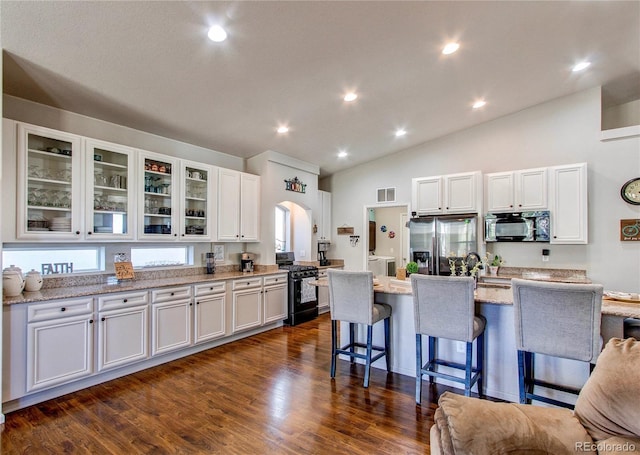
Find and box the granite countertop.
[3,267,288,305]
[310,276,640,319]
[479,266,591,284]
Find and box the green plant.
[488,254,503,267]
[406,261,419,274]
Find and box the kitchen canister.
[24,269,44,292]
[3,266,25,296]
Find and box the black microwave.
[485,211,550,242]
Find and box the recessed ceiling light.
[442,43,460,55]
[337,150,348,158]
[207,25,227,42]
[344,92,358,102]
[472,100,486,109]
[572,61,591,72]
[276,126,289,134]
[395,128,407,137]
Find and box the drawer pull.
[170,292,175,296]
[123,299,128,303]
[210,287,214,290]
[60,307,66,312]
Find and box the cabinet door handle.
[89,319,94,324]
[60,307,66,312]
[189,303,193,306]
[75,231,80,235]
[101,317,106,322]
[196,301,200,305]
[88,231,92,235]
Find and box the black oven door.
[287,275,318,325]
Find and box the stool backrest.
[328,269,375,325]
[411,274,476,342]
[512,279,603,362]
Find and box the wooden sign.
[620,219,640,241]
[337,226,354,235]
[114,261,135,280]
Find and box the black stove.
[276,252,319,325]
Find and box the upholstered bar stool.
[327,269,392,388]
[624,318,640,341]
[512,278,603,409]
[410,274,485,404]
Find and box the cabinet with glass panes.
[180,161,215,241]
[139,152,179,240]
[86,139,136,240]
[17,123,83,240]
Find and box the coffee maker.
[241,252,255,273]
[318,241,330,266]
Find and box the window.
[275,205,290,252]
[131,246,192,268]
[3,247,105,274]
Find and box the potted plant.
[406,261,419,276]
[484,253,503,276]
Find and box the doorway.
[363,204,410,275]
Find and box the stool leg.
[517,350,527,404]
[384,317,391,373]
[331,320,338,378]
[525,352,534,403]
[476,332,485,397]
[428,336,436,384]
[464,341,473,397]
[349,323,356,364]
[364,325,373,388]
[416,334,423,404]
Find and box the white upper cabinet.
[412,171,481,215]
[317,190,332,242]
[138,151,180,240]
[217,169,260,242]
[486,168,547,213]
[549,163,588,244]
[16,123,83,240]
[179,160,216,241]
[85,139,137,240]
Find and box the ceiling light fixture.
[207,25,227,42]
[344,92,358,102]
[395,128,407,137]
[472,100,486,109]
[276,126,289,134]
[572,61,591,72]
[337,150,348,158]
[442,43,460,55]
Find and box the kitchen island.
[314,275,640,403]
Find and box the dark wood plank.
[1,313,460,454]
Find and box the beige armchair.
[430,338,640,455]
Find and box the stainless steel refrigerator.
[408,214,479,275]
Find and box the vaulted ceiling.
[2,1,639,176]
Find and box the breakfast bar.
[314,275,640,403]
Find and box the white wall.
[324,87,640,292]
[247,151,319,264]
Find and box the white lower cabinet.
[232,277,263,333]
[97,291,149,371]
[151,286,193,356]
[26,297,94,392]
[193,282,226,344]
[263,274,287,324]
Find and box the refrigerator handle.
[431,236,437,275]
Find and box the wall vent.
[376,187,396,203]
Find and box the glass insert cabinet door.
[139,152,178,239]
[86,139,136,239]
[180,161,214,240]
[17,124,83,240]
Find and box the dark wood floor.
[1,313,458,454]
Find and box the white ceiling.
[2,1,639,177]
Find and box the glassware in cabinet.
[181,162,214,240]
[17,124,82,240]
[86,140,136,239]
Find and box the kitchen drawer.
[263,274,287,287]
[232,277,262,290]
[28,297,94,322]
[98,291,149,311]
[318,270,328,278]
[151,286,192,303]
[194,281,226,296]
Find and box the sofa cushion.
[434,391,595,455]
[575,337,640,442]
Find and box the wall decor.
[380,225,387,232]
[620,219,640,241]
[388,230,395,239]
[337,226,354,235]
[213,244,225,262]
[114,261,135,281]
[284,176,306,193]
